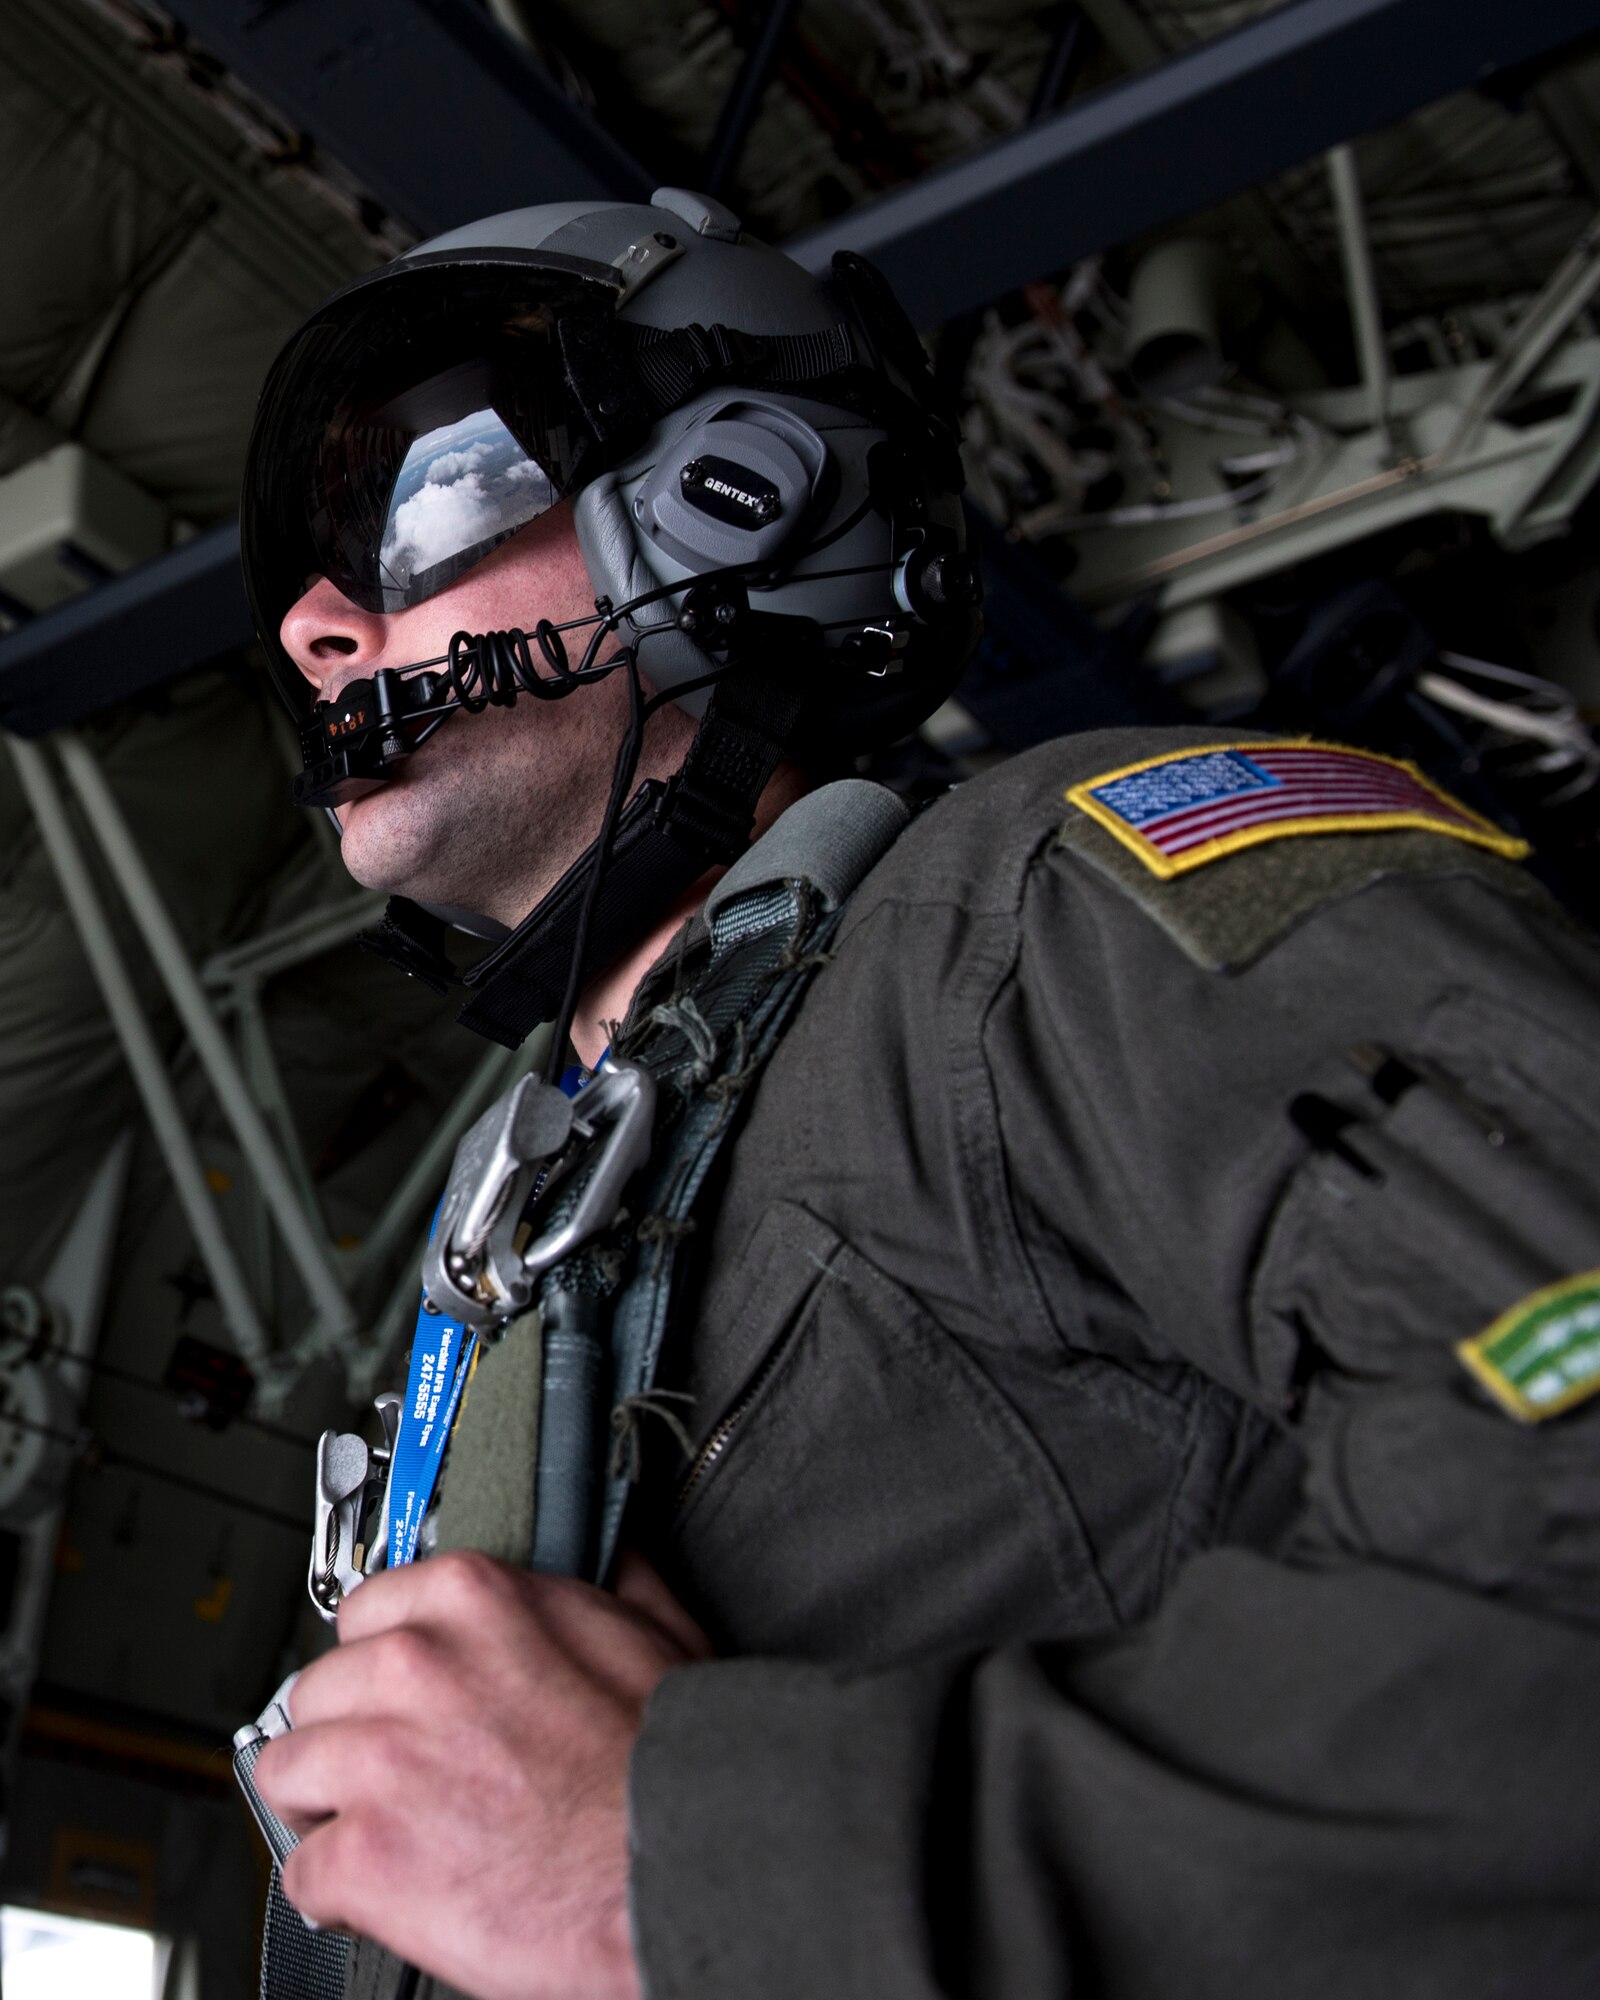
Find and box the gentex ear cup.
[634,401,831,571]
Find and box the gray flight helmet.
[241,186,979,755]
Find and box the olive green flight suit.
[359,726,1600,1998]
[624,728,1600,1999]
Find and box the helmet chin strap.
[359,594,814,1052]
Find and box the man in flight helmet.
[241,186,977,1057]
[242,190,1600,2000]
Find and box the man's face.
[278,501,696,927]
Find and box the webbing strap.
[667,665,806,857]
[262,1870,349,2000]
[442,873,843,1585]
[593,886,843,1581]
[543,784,913,1580]
[559,312,871,454]
[430,1311,544,1566]
[452,782,691,1048]
[328,897,840,2000]
[628,321,857,415]
[235,1728,350,2000]
[454,668,805,1049]
[359,899,455,995]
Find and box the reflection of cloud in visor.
[377,408,557,604]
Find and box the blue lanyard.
[386,1055,603,1569]
[387,1286,475,1570]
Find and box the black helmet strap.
[360,619,810,1050]
[559,311,929,459]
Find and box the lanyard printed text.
[387,1300,475,1570]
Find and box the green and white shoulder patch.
[1457,1270,1600,1423]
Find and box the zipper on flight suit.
[675,1320,803,1511]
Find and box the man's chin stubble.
[335,748,596,922]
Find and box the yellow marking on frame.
[194,1574,233,1622]
[1065,740,1530,881]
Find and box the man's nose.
[279,577,390,698]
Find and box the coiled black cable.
[444,595,624,718]
[446,626,569,711]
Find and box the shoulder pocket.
[1253,985,1600,1387]
[1249,989,1600,1617]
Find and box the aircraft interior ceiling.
[0,0,1597,1990]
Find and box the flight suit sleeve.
[628,817,1600,1999]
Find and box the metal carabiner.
[306,1392,403,1624]
[422,1057,656,1330]
[308,1432,369,1623]
[361,1389,402,1581]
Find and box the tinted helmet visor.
[242,259,613,710]
[318,354,579,615]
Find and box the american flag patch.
[1067,742,1528,880]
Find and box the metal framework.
[0,1139,131,1778]
[703,0,806,198]
[787,0,1600,325]
[161,0,654,237]
[4,0,1595,707]
[6,730,547,1406]
[0,523,252,738]
[1062,209,1600,608]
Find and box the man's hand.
[253,1549,711,2000]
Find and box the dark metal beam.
[0,0,656,726]
[788,0,1600,324]
[0,526,253,739]
[163,0,654,237]
[1026,4,1090,124]
[704,0,807,199]
[955,509,1179,746]
[14,0,1595,725]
